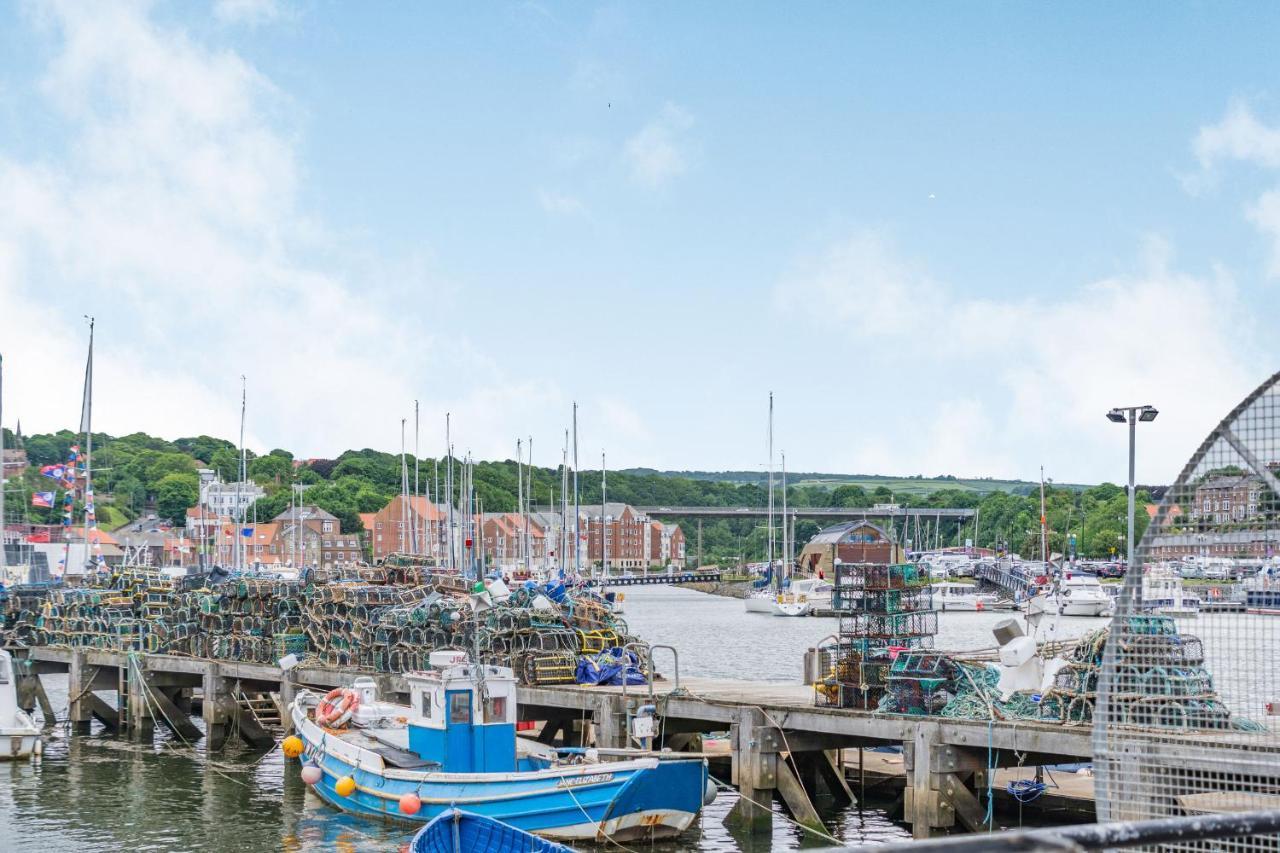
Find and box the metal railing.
[838,809,1280,852]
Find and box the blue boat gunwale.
[295,705,700,804]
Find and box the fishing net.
[1094,375,1280,851]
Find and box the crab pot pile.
[816,563,937,710]
[0,567,635,684]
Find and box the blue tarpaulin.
[575,647,647,686]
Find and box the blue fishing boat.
[289,655,712,843]
[411,807,573,853]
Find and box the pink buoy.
[300,764,322,785]
[399,792,422,815]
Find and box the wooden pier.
[9,645,1098,839]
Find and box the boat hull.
[294,709,705,842]
[0,731,39,760]
[743,593,776,614]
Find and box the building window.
[323,521,334,533]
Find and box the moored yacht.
[770,577,833,617]
[1042,572,1113,617]
[931,582,1010,612]
[1141,564,1200,618]
[0,650,41,760]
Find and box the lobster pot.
[838,610,938,640]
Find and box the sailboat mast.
[601,450,607,581]
[766,392,775,588]
[781,449,789,578]
[413,400,420,556]
[1040,466,1048,566]
[82,317,100,571]
[516,438,524,569]
[400,419,409,555]
[237,375,246,572]
[524,438,529,571]
[572,402,580,576]
[445,414,453,568]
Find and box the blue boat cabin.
[406,664,518,773]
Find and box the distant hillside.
[619,469,1093,497]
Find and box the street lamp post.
[1107,405,1159,570]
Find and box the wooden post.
[202,663,228,751]
[126,660,156,742]
[67,651,93,733]
[725,707,775,835]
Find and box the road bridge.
[638,505,976,521]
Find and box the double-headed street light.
[1107,405,1159,570]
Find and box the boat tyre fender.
[316,688,360,728]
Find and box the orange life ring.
[316,688,360,728]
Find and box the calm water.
[3,585,1122,852]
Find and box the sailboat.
[745,393,780,614]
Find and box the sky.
[2,1,1280,485]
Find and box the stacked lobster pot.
[816,563,937,709]
[0,570,639,686]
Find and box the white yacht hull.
[771,598,811,617]
[0,730,39,760]
[743,593,777,613]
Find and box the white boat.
[1043,572,1113,617]
[744,587,778,613]
[1141,564,1200,618]
[931,582,1008,612]
[0,650,41,760]
[770,577,833,616]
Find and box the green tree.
[248,453,292,486]
[155,472,198,525]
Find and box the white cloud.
[213,0,284,27]
[1190,100,1280,275]
[776,231,1257,483]
[623,103,695,188]
[1194,99,1280,171]
[537,188,587,216]
[0,2,561,459]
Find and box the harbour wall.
[677,579,754,598]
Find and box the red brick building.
[367,496,448,561]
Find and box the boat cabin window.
[485,695,507,722]
[449,691,471,724]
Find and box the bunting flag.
[61,491,74,526]
[31,491,55,508]
[40,464,68,482]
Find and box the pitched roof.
[273,505,338,523]
[358,512,376,532]
[68,527,119,546]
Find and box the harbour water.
[3,584,1114,852]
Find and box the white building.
[198,468,264,520]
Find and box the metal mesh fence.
[1095,374,1280,851]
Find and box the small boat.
[1141,564,1200,618]
[1041,572,1113,617]
[411,807,573,853]
[0,650,41,760]
[770,577,833,616]
[291,655,711,842]
[931,582,1009,612]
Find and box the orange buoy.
[335,775,356,797]
[281,735,304,759]
[399,792,422,815]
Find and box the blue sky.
[2,1,1280,484]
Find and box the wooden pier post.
[725,707,775,835]
[904,723,994,838]
[202,663,230,751]
[67,651,93,734]
[593,694,628,750]
[125,659,156,742]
